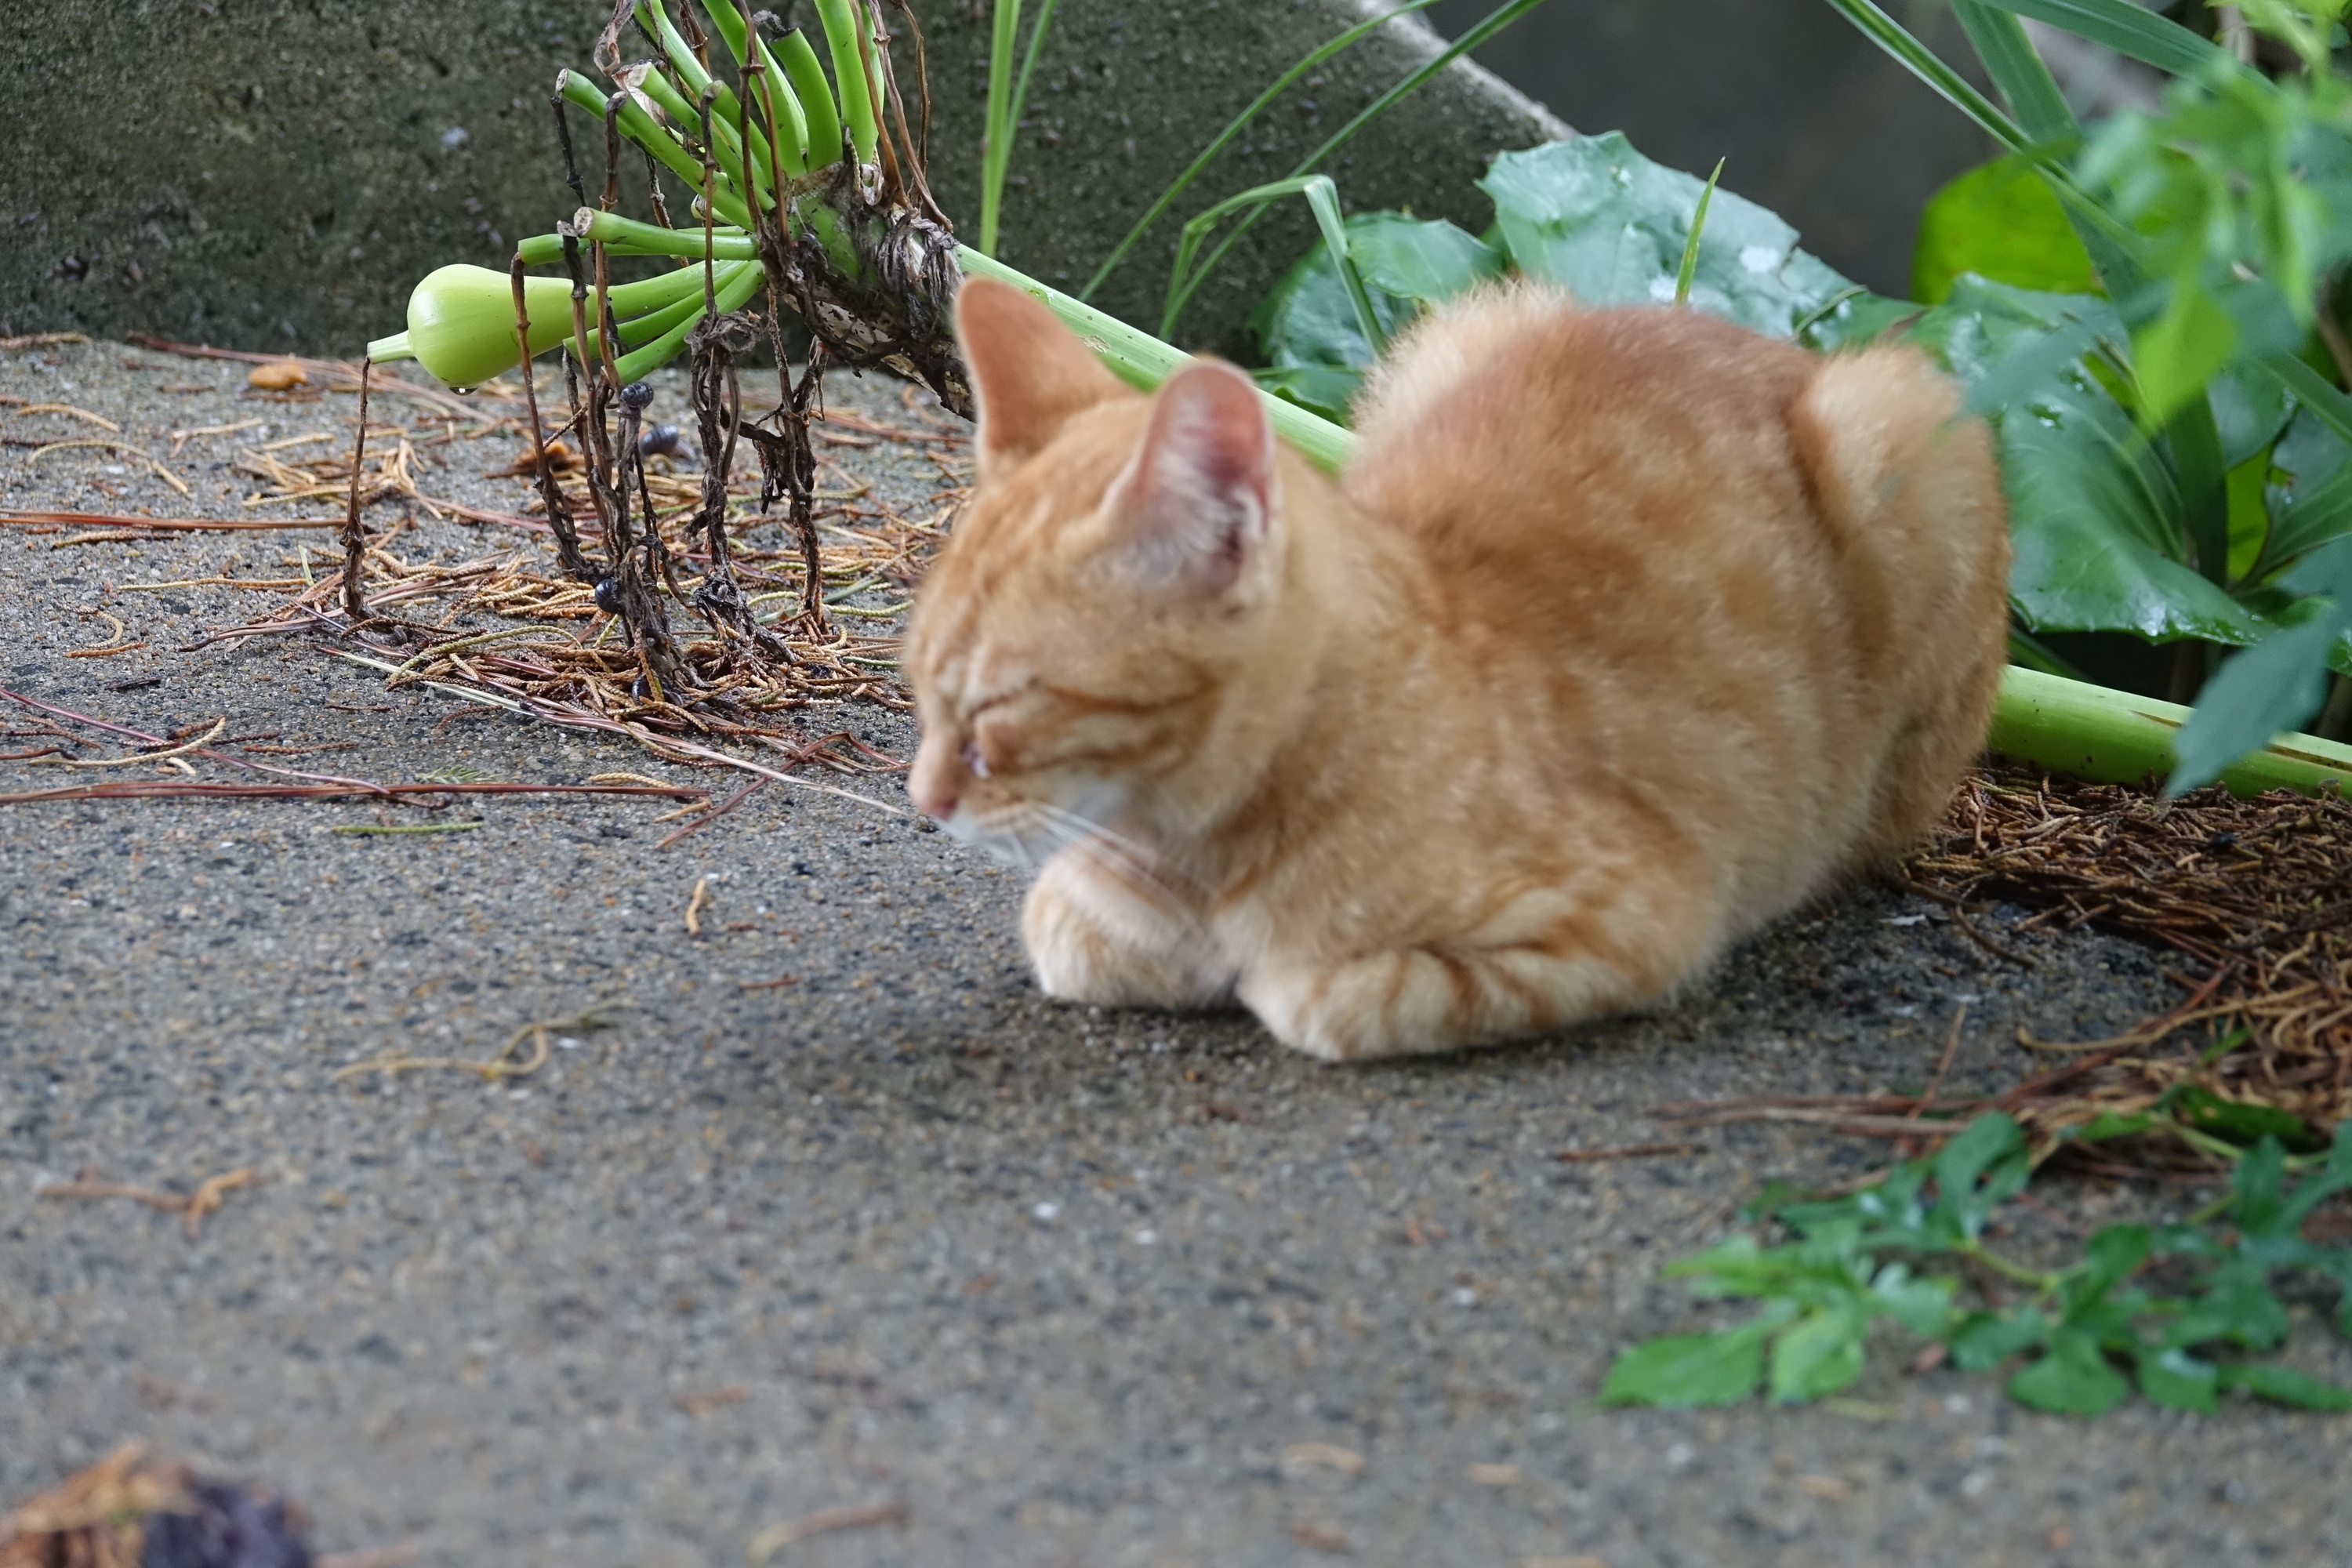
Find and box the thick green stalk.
[612,257,768,381]
[1080,0,1446,302]
[1987,666,2352,797]
[699,0,815,169]
[811,0,880,165]
[632,65,773,205]
[775,30,844,168]
[558,69,754,228]
[956,248,1356,472]
[638,0,800,180]
[528,212,760,262]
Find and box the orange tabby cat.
[906,276,2009,1060]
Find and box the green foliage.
[1250,133,1853,419]
[1912,156,2101,305]
[1600,1115,2352,1415]
[1817,0,2352,785]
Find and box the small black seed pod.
[619,380,655,411]
[593,576,621,614]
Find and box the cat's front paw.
[1239,964,1412,1062]
[1023,857,1227,1008]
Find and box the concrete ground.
[3,338,2349,1566]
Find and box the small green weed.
[1601,1114,2352,1416]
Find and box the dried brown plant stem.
[512,252,593,581]
[339,361,374,625]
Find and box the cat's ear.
[956,277,1126,478]
[1104,358,1277,597]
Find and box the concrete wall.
[0,1,1563,361]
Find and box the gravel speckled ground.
[4,337,2349,1566]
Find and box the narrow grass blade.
[1674,158,1725,308]
[978,0,1022,255]
[1078,0,1448,302]
[1968,0,2234,78]
[1164,176,1382,355]
[1161,0,1552,337]
[1949,0,2074,140]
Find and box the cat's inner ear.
[1105,358,1277,596]
[955,277,1127,478]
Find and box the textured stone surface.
[0,1,1561,359]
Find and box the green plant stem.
[1161,0,1552,338]
[1988,665,2352,797]
[1956,1239,2062,1294]
[702,0,815,169]
[811,0,880,166]
[1078,0,1447,302]
[574,209,760,260]
[559,69,755,228]
[775,28,844,167]
[954,247,1356,471]
[639,2,795,183]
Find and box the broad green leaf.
[2070,1225,2156,1310]
[2008,1327,2132,1414]
[1478,133,1856,339]
[2235,1134,2300,1237]
[1912,156,2100,306]
[2133,281,2238,432]
[2207,368,2296,470]
[1348,213,1504,307]
[2169,620,2347,793]
[1870,1264,1958,1338]
[1932,1113,2030,1240]
[2217,1363,2352,1410]
[2263,410,2352,578]
[1947,1307,2052,1370]
[1252,365,1362,424]
[2182,1269,2294,1350]
[1910,281,2279,648]
[2278,1121,2352,1234]
[1247,217,1420,376]
[1796,289,1926,351]
[1769,1305,1870,1403]
[1599,1319,1773,1407]
[2135,1345,2222,1412]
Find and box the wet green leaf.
[1479,132,1854,338]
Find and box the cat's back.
[1341,287,1822,583]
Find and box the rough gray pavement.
[5,339,2350,1566]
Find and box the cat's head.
[905,278,1306,863]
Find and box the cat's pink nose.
[908,746,960,819]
